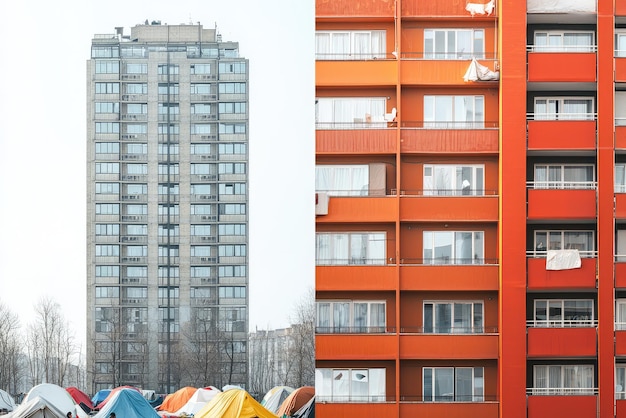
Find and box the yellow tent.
[195,389,277,418]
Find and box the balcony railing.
[400,258,499,265]
[527,250,597,258]
[526,388,597,396]
[527,113,596,121]
[527,181,596,190]
[316,122,392,130]
[526,319,597,328]
[527,45,597,53]
[315,188,388,197]
[316,258,388,266]
[399,326,498,334]
[400,189,498,196]
[315,326,394,334]
[402,121,494,129]
[315,52,392,61]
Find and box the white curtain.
[333,303,350,332]
[453,303,472,333]
[316,303,330,329]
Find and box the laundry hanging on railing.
[546,249,582,271]
[463,57,500,82]
[466,0,496,16]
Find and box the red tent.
[66,386,94,410]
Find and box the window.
[532,299,594,327]
[219,163,246,174]
[424,95,484,129]
[617,299,626,331]
[192,103,212,114]
[219,265,246,277]
[125,164,147,175]
[423,231,484,265]
[423,301,484,333]
[316,232,386,265]
[191,64,211,74]
[126,225,147,236]
[219,183,246,195]
[616,164,626,193]
[95,61,119,74]
[96,266,119,277]
[423,367,484,402]
[219,204,246,215]
[96,224,119,236]
[218,307,246,332]
[219,245,247,257]
[219,123,246,134]
[126,144,147,155]
[191,246,213,257]
[192,124,213,134]
[158,64,179,75]
[95,82,119,94]
[95,142,119,154]
[95,102,119,113]
[125,63,147,74]
[158,225,180,237]
[316,165,369,196]
[218,102,247,114]
[191,184,213,195]
[534,164,595,189]
[159,246,179,257]
[95,204,119,215]
[534,97,594,120]
[316,97,386,128]
[534,30,595,52]
[95,162,119,174]
[532,365,594,395]
[316,300,385,333]
[533,230,594,256]
[218,143,246,155]
[191,266,213,278]
[158,103,179,115]
[315,30,386,60]
[125,123,147,134]
[95,287,119,298]
[158,84,179,95]
[95,183,119,194]
[190,225,211,236]
[316,368,386,402]
[92,46,119,58]
[190,83,212,94]
[192,204,212,215]
[158,164,179,175]
[158,267,179,279]
[127,266,147,278]
[424,29,484,59]
[158,184,180,195]
[125,246,147,257]
[125,204,147,215]
[159,204,179,216]
[219,287,246,299]
[126,103,147,114]
[158,124,179,134]
[219,224,246,236]
[423,164,485,196]
[126,83,147,94]
[191,144,213,155]
[120,45,145,58]
[218,61,247,74]
[96,245,119,257]
[95,122,120,133]
[219,82,246,94]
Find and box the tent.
[92,388,160,418]
[90,390,110,408]
[23,384,86,418]
[195,389,277,418]
[65,387,93,412]
[290,396,314,418]
[173,387,221,416]
[95,386,141,410]
[0,389,16,413]
[5,396,66,418]
[261,386,294,414]
[157,386,197,413]
[276,387,314,417]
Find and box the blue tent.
[92,389,159,418]
[91,390,110,408]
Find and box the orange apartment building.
[314,0,626,417]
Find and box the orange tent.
[157,386,197,413]
[276,386,314,417]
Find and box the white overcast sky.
[0,0,315,350]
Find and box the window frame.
[422,367,484,402]
[424,28,485,60]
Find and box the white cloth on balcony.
[463,58,500,82]
[546,249,582,270]
[466,0,495,16]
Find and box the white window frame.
[617,365,626,399]
[424,95,485,129]
[423,301,484,334]
[316,232,386,265]
[316,300,386,333]
[315,368,386,402]
[533,30,595,52]
[617,164,626,193]
[423,367,484,402]
[316,97,387,129]
[533,163,595,190]
[533,97,595,121]
[315,30,386,60]
[532,365,595,395]
[533,230,595,257]
[531,299,594,328]
[616,299,626,331]
[424,29,485,60]
[423,231,485,265]
[423,164,485,196]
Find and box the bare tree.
[181,308,221,386]
[91,305,123,389]
[285,288,315,388]
[248,329,275,397]
[0,302,25,393]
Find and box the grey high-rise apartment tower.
[86,21,249,393]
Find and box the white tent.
[0,389,16,413]
[173,387,221,416]
[23,384,86,418]
[5,396,66,418]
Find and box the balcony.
[316,333,396,360]
[316,196,396,223]
[617,262,626,288]
[401,1,497,19]
[527,52,596,83]
[400,127,499,154]
[399,333,498,359]
[316,59,397,87]
[618,400,626,418]
[527,256,597,290]
[316,265,396,291]
[401,59,499,86]
[527,120,596,152]
[399,403,498,418]
[400,264,499,291]
[527,326,597,358]
[399,195,498,222]
[615,330,626,356]
[316,128,396,154]
[617,127,626,149]
[316,0,394,20]
[527,394,596,418]
[527,187,596,220]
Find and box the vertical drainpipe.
[394,0,402,414]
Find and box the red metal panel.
[527,396,597,418]
[399,196,499,222]
[617,263,626,288]
[316,334,396,360]
[616,59,626,82]
[316,196,397,223]
[316,265,396,291]
[527,189,596,220]
[317,402,397,417]
[618,3,626,15]
[617,127,626,149]
[527,258,597,290]
[316,0,394,19]
[399,334,499,359]
[399,402,499,418]
[527,53,597,82]
[400,265,499,291]
[316,129,396,154]
[527,121,596,151]
[615,331,626,356]
[317,60,398,86]
[616,194,626,219]
[400,129,499,154]
[618,400,626,418]
[402,1,498,19]
[400,60,499,86]
[527,328,597,358]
